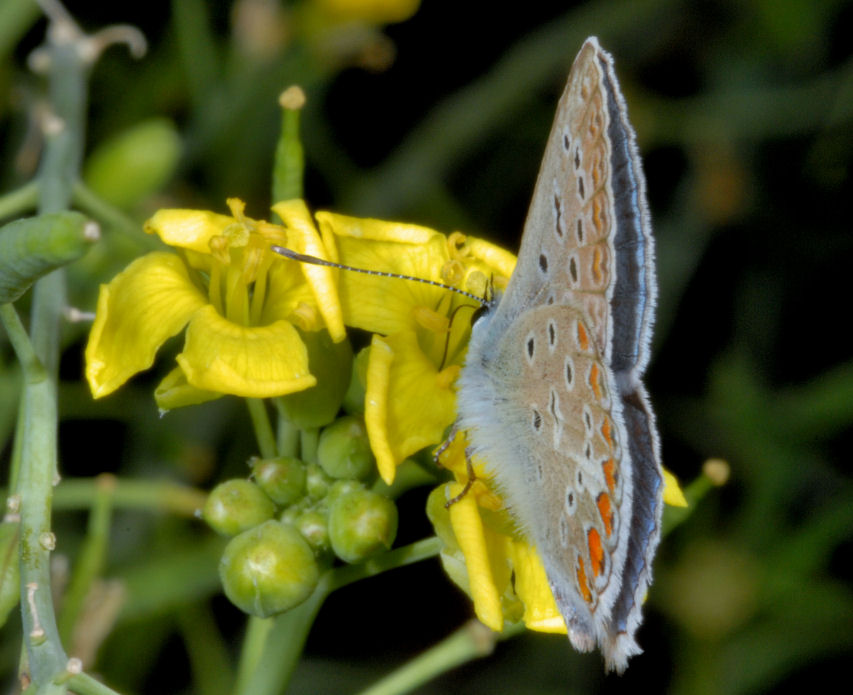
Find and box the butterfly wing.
[456,37,663,673]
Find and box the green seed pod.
[203,479,275,536]
[276,330,353,428]
[294,509,331,556]
[251,456,306,507]
[328,488,398,563]
[326,479,365,508]
[305,461,334,501]
[0,520,20,628]
[219,520,319,618]
[317,415,375,480]
[0,211,99,303]
[83,118,181,209]
[342,346,370,414]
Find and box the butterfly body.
[455,37,662,673]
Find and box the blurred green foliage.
[1,0,851,693]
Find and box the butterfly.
[454,36,663,673]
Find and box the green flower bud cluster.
[204,414,398,619]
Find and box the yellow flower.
[315,211,514,483]
[429,433,688,634]
[85,199,344,409]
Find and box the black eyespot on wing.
[532,409,542,431]
[527,336,535,359]
[539,253,548,273]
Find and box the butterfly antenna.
[271,245,489,306]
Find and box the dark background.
[2,1,852,693]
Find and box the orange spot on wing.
[588,528,604,577]
[576,321,589,352]
[596,493,613,537]
[592,247,603,284]
[601,416,612,448]
[576,556,592,603]
[592,195,607,238]
[602,458,617,494]
[588,363,602,399]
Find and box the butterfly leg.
[432,424,458,465]
[444,446,477,508]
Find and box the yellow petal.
[507,541,567,634]
[663,468,688,507]
[154,366,223,411]
[447,485,503,631]
[316,211,439,244]
[86,252,207,398]
[262,259,324,331]
[364,332,456,483]
[144,209,235,253]
[316,213,454,336]
[272,200,345,342]
[462,237,517,280]
[176,305,316,397]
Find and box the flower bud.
[219,520,319,617]
[294,509,331,556]
[317,415,374,480]
[326,479,365,507]
[251,456,306,507]
[203,479,275,536]
[83,118,181,209]
[305,461,334,501]
[328,488,398,563]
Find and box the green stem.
[232,585,326,695]
[178,602,232,695]
[273,398,299,457]
[15,10,91,689]
[57,475,115,644]
[233,616,274,694]
[0,181,39,220]
[325,536,442,593]
[299,427,319,464]
[246,399,276,459]
[48,477,206,516]
[71,181,158,248]
[356,620,497,695]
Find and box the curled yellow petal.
[663,468,688,507]
[86,252,207,398]
[447,485,503,631]
[364,332,456,484]
[176,305,316,397]
[144,209,235,253]
[364,336,396,483]
[507,541,566,634]
[154,366,223,412]
[272,200,345,342]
